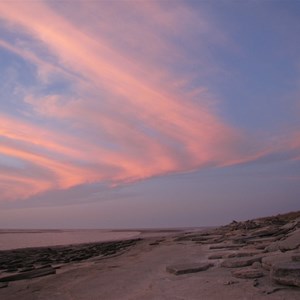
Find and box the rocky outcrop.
[0,239,141,282]
[205,210,300,291]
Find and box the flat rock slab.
[262,252,295,271]
[0,267,56,282]
[0,239,141,273]
[271,261,300,287]
[209,244,246,250]
[166,262,213,275]
[246,236,279,244]
[227,250,262,258]
[191,234,222,242]
[221,255,264,268]
[292,254,300,261]
[231,268,264,279]
[249,226,280,238]
[208,253,227,259]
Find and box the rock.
[208,254,225,259]
[271,261,300,287]
[227,250,262,258]
[226,219,260,230]
[255,243,270,250]
[265,243,280,252]
[223,280,239,285]
[278,229,300,251]
[280,220,298,231]
[0,267,56,282]
[192,235,223,242]
[221,255,264,268]
[252,261,261,269]
[209,243,246,250]
[262,287,286,295]
[166,262,213,275]
[266,228,300,252]
[292,253,300,261]
[253,278,259,287]
[0,282,8,288]
[5,268,18,273]
[262,252,295,271]
[249,226,280,238]
[231,268,264,279]
[246,236,280,244]
[0,239,141,274]
[19,267,35,273]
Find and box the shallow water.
[0,229,140,250]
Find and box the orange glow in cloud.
[0,1,275,201]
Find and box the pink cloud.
[0,1,267,201]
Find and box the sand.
[1,216,300,300]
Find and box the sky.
[0,0,299,229]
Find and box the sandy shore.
[1,214,300,299]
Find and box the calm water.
[0,229,140,250]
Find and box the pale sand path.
[1,236,300,300]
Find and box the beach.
[0,212,300,300]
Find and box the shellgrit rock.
[166,262,213,275]
[262,251,296,271]
[271,261,300,287]
[231,268,264,279]
[221,255,264,268]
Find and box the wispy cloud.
[0,1,297,203]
